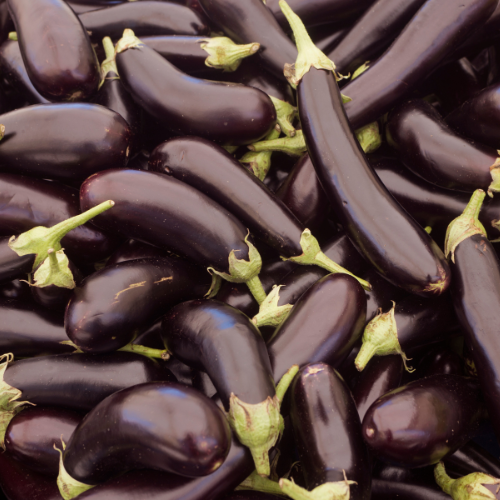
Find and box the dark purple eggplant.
[280,363,371,500]
[106,239,167,267]
[67,1,123,15]
[314,27,348,53]
[162,299,294,476]
[373,461,437,486]
[58,382,231,496]
[115,30,275,146]
[371,480,451,500]
[5,406,81,477]
[0,279,28,300]
[0,237,33,283]
[419,347,463,378]
[339,0,498,130]
[79,1,209,42]
[8,0,100,101]
[223,493,282,500]
[0,104,132,182]
[362,375,483,467]
[281,7,450,296]
[386,99,500,195]
[66,256,211,353]
[445,441,500,478]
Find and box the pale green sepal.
[205,273,222,298]
[237,470,285,496]
[248,130,306,157]
[351,62,370,80]
[32,249,75,289]
[8,32,17,41]
[99,36,119,89]
[279,0,336,88]
[279,475,356,500]
[434,461,500,500]
[118,342,170,361]
[281,229,371,291]
[252,285,293,328]
[56,441,94,500]
[223,144,239,154]
[356,122,381,154]
[488,156,500,197]
[269,96,297,137]
[200,37,260,72]
[444,190,486,263]
[355,302,414,372]
[240,125,281,181]
[341,94,352,104]
[115,29,144,54]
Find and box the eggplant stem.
[252,285,293,328]
[488,157,500,197]
[32,249,76,290]
[56,440,94,500]
[269,96,297,138]
[279,476,355,500]
[237,470,285,496]
[99,36,119,89]
[246,275,267,305]
[118,343,170,361]
[248,130,306,157]
[200,37,260,72]
[434,462,455,495]
[240,125,281,181]
[276,364,299,404]
[355,122,381,154]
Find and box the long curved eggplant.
[66,256,211,353]
[280,363,371,500]
[362,375,484,467]
[0,104,132,182]
[8,0,100,101]
[115,30,275,146]
[5,406,81,477]
[280,6,450,296]
[386,99,500,195]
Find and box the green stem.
[32,248,75,289]
[240,125,281,181]
[246,275,267,305]
[252,285,293,328]
[8,32,17,41]
[354,342,378,372]
[200,37,260,72]
[100,37,119,88]
[118,343,170,360]
[248,130,306,156]
[269,96,297,137]
[276,364,299,404]
[434,462,454,495]
[238,470,285,496]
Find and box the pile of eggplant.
[3,0,500,498]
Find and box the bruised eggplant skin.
[362,375,483,467]
[3,352,175,411]
[5,406,82,477]
[290,363,371,500]
[150,137,304,257]
[298,68,450,296]
[80,169,250,273]
[66,257,211,353]
[116,41,276,146]
[0,104,132,182]
[8,0,100,102]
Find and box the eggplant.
[8,0,100,102]
[0,238,34,284]
[419,346,463,378]
[371,480,451,500]
[58,382,231,497]
[106,239,167,267]
[445,441,500,478]
[79,1,209,41]
[0,104,132,182]
[0,279,28,300]
[373,461,437,487]
[280,5,451,297]
[362,375,484,467]
[340,0,498,130]
[279,363,371,500]
[223,494,282,500]
[5,406,82,477]
[161,299,296,476]
[66,256,211,353]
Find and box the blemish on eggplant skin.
[154,277,173,284]
[114,281,147,300]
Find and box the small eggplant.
[115,30,276,146]
[8,0,100,101]
[5,406,82,477]
[162,299,297,476]
[362,375,484,468]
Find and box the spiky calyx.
[32,249,75,289]
[200,37,260,72]
[115,29,144,54]
[240,125,281,181]
[252,285,293,328]
[279,472,356,500]
[248,130,307,157]
[269,96,297,138]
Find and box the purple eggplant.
[445,441,500,478]
[0,279,28,300]
[0,237,34,283]
[105,239,167,267]
[419,346,463,378]
[371,480,451,500]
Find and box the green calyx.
[8,32,17,41]
[351,62,370,80]
[240,125,281,181]
[248,130,307,157]
[252,285,293,328]
[444,189,486,263]
[356,122,381,154]
[282,229,371,291]
[99,36,119,89]
[227,364,298,477]
[56,440,94,500]
[238,470,285,496]
[355,302,414,372]
[223,144,239,155]
[435,462,500,500]
[32,249,75,289]
[115,29,144,55]
[269,96,297,138]
[200,37,260,72]
[488,156,500,197]
[8,200,114,288]
[279,473,356,500]
[279,0,336,88]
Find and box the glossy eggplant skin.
[3,352,176,411]
[198,0,297,81]
[80,169,251,273]
[0,237,34,284]
[106,239,167,267]
[328,0,426,75]
[444,441,500,477]
[362,375,484,467]
[5,406,82,477]
[0,104,132,182]
[371,480,450,500]
[66,257,211,353]
[299,69,450,296]
[386,99,499,193]
[0,279,29,300]
[0,298,73,357]
[161,299,275,410]
[341,0,498,130]
[352,355,403,421]
[268,274,366,381]
[290,363,371,500]
[8,0,100,102]
[222,493,282,500]
[150,137,304,257]
[418,347,463,377]
[451,233,500,443]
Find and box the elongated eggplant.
[280,5,450,296]
[5,406,81,477]
[340,0,497,130]
[58,382,231,497]
[386,99,500,195]
[162,299,296,476]
[0,104,132,182]
[371,480,451,500]
[279,363,371,500]
[8,0,100,101]
[445,441,500,478]
[362,375,484,467]
[0,238,34,283]
[66,256,211,353]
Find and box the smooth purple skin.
[371,480,451,500]
[0,279,29,300]
[418,347,463,377]
[0,236,34,284]
[106,239,168,267]
[444,441,500,477]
